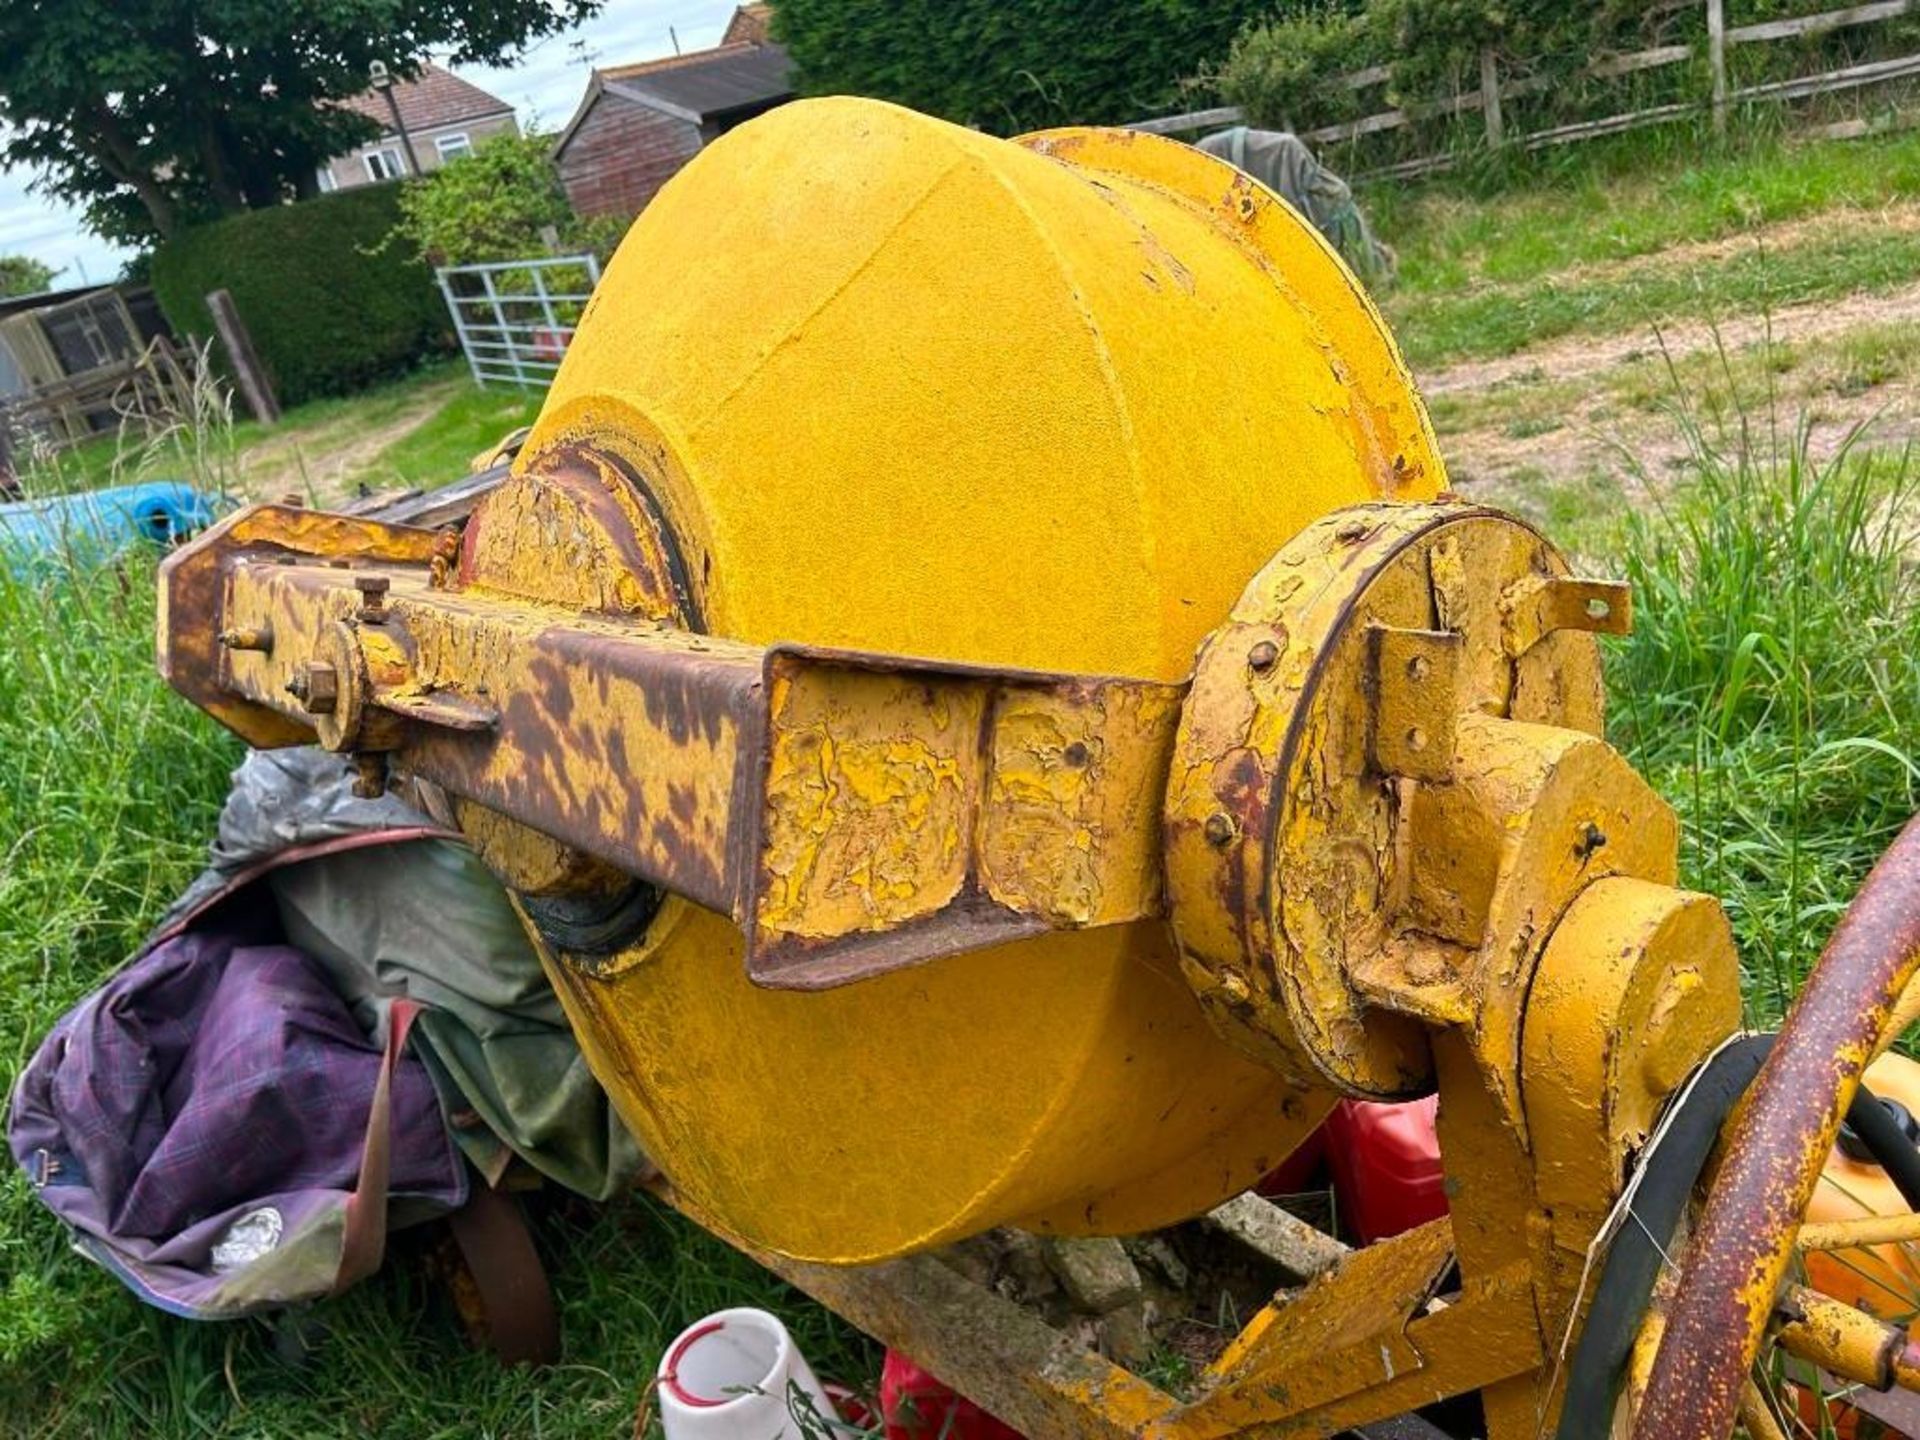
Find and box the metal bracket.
[1371,626,1461,783]
[1502,575,1631,657]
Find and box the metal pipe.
[1775,1284,1902,1391]
[1632,812,1920,1439]
[1799,1210,1920,1251]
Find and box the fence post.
[1479,47,1505,147]
[1707,0,1729,134]
[205,289,281,425]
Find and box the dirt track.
[1422,278,1920,510]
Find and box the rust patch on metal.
[741,643,1183,989]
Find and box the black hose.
[1553,1034,1774,1440]
[1843,1082,1920,1211]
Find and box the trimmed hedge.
[772,0,1284,134]
[150,184,451,408]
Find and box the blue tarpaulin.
[0,482,222,571]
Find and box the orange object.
[1806,1051,1920,1324]
[1794,1051,1920,1436]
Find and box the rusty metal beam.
[159,506,1181,988]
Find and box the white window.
[315,167,337,193]
[434,132,472,162]
[363,147,406,182]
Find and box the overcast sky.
[0,0,741,290]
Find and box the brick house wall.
[556,96,705,220]
[324,111,519,191]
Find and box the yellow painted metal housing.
[500,98,1445,1262]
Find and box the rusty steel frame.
[159,503,1181,989]
[1634,811,1920,1440]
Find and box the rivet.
[1405,726,1428,752]
[1247,639,1280,673]
[1204,812,1238,848]
[1406,654,1431,681]
[1062,741,1090,768]
[1335,519,1370,543]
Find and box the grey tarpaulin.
[1196,127,1394,286]
[160,748,645,1202]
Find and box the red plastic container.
[1324,1096,1448,1245]
[1255,1115,1328,1199]
[881,1350,1025,1440]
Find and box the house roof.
[553,40,793,158]
[603,42,793,124]
[339,62,515,137]
[0,283,112,322]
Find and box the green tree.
[0,255,59,299]
[0,1,601,248]
[393,131,572,265]
[392,131,629,270]
[772,0,1283,135]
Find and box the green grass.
[1366,123,1920,367]
[0,392,868,1439]
[1388,223,1920,369]
[350,380,543,495]
[1607,406,1920,1026]
[1372,121,1920,296]
[26,361,539,507]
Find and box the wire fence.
[436,254,602,390]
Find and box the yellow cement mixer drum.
[470,97,1447,1263]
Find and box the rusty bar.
[1775,1284,1902,1391]
[162,508,1185,981]
[1633,812,1920,1440]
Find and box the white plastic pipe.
[657,1307,838,1439]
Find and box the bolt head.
[1204,812,1238,848]
[1247,639,1280,673]
[299,661,339,715]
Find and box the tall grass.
[0,389,875,1437]
[1609,388,1920,1026]
[0,394,248,1386]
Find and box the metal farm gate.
[437,254,602,389]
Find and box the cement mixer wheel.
[1622,815,1920,1440]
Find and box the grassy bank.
[1369,124,1920,368]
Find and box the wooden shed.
[553,37,794,221]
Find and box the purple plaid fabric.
[13,922,463,1243]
